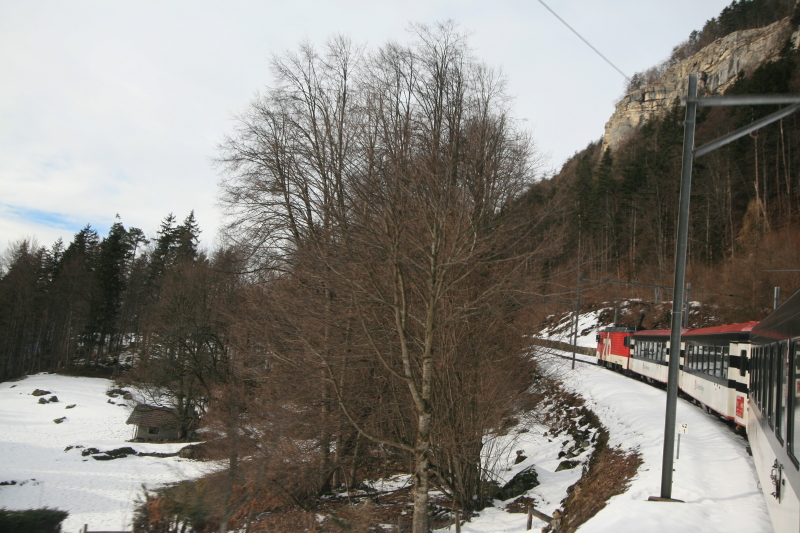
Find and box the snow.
[446,353,771,532]
[558,354,771,532]
[0,373,209,533]
[0,312,775,533]
[537,308,605,349]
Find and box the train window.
[723,346,730,377]
[779,343,789,444]
[763,346,769,413]
[709,346,715,377]
[760,346,767,418]
[757,347,763,408]
[750,346,761,408]
[740,349,747,377]
[714,346,720,377]
[721,347,728,377]
[777,343,785,442]
[768,344,776,428]
[706,346,717,376]
[707,346,714,376]
[790,341,800,464]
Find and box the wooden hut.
[125,404,180,441]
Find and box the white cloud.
[0,0,734,251]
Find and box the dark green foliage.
[0,508,69,533]
[0,211,209,383]
[544,18,800,297]
[629,0,794,92]
[713,0,792,36]
[83,218,134,362]
[682,0,793,62]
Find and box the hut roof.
[125,404,179,428]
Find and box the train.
[595,289,800,533]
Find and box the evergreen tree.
[85,216,133,363]
[175,211,201,262]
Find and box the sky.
[0,0,735,254]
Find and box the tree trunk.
[412,415,431,533]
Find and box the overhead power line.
[536,0,630,81]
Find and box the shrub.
[0,508,69,533]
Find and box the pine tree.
[85,216,133,364]
[175,211,201,262]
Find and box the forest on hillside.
[3,1,800,531]
[533,32,800,325]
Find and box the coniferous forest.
[4,2,800,531]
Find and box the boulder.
[498,465,540,500]
[53,417,66,424]
[555,460,580,472]
[177,444,206,459]
[32,389,51,396]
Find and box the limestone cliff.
[602,18,796,152]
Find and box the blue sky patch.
[1,204,109,238]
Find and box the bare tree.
[218,22,552,533]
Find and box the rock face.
[603,18,795,152]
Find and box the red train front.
[595,326,636,374]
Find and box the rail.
[80,526,131,533]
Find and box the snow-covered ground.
[0,374,209,533]
[0,308,774,533]
[451,308,772,532]
[444,352,770,532]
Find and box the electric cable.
[536,0,630,81]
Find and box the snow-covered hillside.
[0,310,774,533]
[0,374,208,533]
[537,308,607,349]
[451,350,771,532]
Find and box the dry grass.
[553,428,642,533]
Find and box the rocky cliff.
[602,18,796,152]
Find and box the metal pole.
[661,73,698,500]
[775,286,781,310]
[572,272,583,370]
[683,283,691,329]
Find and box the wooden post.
[455,509,461,533]
[82,525,88,533]
[526,506,533,530]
